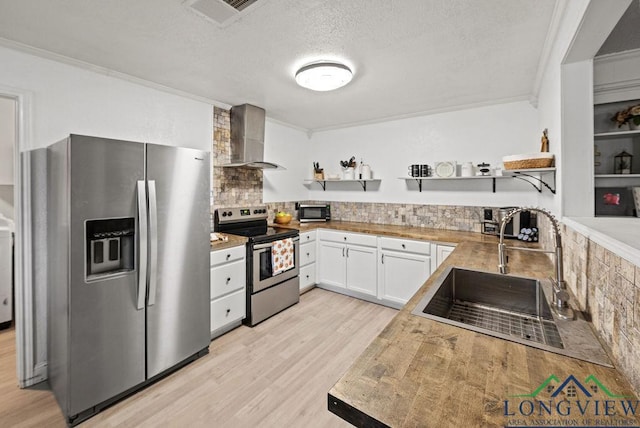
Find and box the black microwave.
[298,204,331,223]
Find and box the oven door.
[252,237,300,293]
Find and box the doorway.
[0,86,45,388]
[0,96,16,330]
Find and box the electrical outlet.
[483,208,493,221]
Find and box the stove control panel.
[215,206,268,224]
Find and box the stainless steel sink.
[411,267,612,367]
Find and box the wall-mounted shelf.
[304,178,381,192]
[594,130,640,140]
[400,168,556,193]
[595,174,640,178]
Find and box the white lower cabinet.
[435,243,456,270]
[210,245,246,338]
[379,237,432,307]
[210,289,245,333]
[299,263,316,289]
[317,230,378,297]
[317,240,347,288]
[316,230,457,308]
[298,230,317,293]
[345,245,377,296]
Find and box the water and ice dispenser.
[85,218,135,280]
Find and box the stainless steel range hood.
[221,104,284,169]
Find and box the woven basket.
[503,158,554,170]
[502,153,554,170]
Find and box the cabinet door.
[380,250,431,305]
[317,241,346,288]
[345,244,377,296]
[300,241,316,267]
[210,259,246,299]
[436,244,455,269]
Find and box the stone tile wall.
[264,201,491,231]
[547,218,640,395]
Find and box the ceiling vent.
[190,0,259,25]
[222,0,259,11]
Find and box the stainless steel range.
[214,206,300,326]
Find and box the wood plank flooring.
[0,288,397,427]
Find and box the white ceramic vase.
[342,167,355,180]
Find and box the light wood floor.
[0,288,397,427]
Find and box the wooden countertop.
[272,220,505,246]
[328,240,640,427]
[210,233,247,251]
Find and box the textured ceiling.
[0,0,557,131]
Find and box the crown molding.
[0,37,232,110]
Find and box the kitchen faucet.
[497,207,574,320]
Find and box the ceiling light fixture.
[295,62,353,91]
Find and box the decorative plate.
[434,161,456,178]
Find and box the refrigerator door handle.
[147,180,158,306]
[136,181,148,310]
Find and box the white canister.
[342,167,355,180]
[461,162,474,177]
[360,164,372,179]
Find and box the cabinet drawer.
[300,241,316,266]
[210,289,245,332]
[379,237,431,255]
[300,264,316,289]
[300,230,316,243]
[318,230,377,247]
[211,260,246,298]
[210,245,245,266]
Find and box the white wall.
[0,45,215,385]
[535,0,591,216]
[0,96,15,219]
[301,101,542,207]
[0,46,213,151]
[535,0,632,217]
[263,119,310,202]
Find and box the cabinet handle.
[381,254,384,264]
[226,308,231,316]
[346,247,349,257]
[342,247,345,257]
[343,236,347,241]
[226,277,231,283]
[306,252,310,257]
[226,253,231,260]
[2,298,7,305]
[306,274,310,279]
[401,244,406,249]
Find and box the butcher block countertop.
[325,240,640,427]
[210,233,247,251]
[271,220,500,245]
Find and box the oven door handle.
[253,236,299,250]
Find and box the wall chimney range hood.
[222,104,284,170]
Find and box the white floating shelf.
[594,130,640,140]
[595,174,640,178]
[400,168,556,193]
[304,178,381,191]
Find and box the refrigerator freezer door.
[66,136,146,416]
[145,144,211,378]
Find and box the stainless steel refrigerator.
[45,135,211,425]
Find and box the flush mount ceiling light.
[295,62,353,91]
